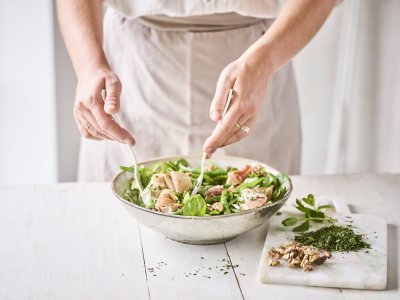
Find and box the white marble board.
[257,196,387,290]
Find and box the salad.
[120,158,289,217]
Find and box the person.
[56,0,337,181]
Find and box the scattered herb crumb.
[224,271,229,275]
[200,257,204,259]
[276,212,282,216]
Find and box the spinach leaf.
[182,195,206,216]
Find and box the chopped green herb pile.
[294,225,371,252]
[282,194,336,232]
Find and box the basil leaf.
[282,217,298,227]
[293,220,310,232]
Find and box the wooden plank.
[226,174,400,300]
[0,174,399,299]
[139,225,243,300]
[0,183,149,300]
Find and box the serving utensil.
[101,90,150,204]
[191,88,234,197]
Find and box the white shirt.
[103,0,286,19]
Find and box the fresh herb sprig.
[282,194,336,232]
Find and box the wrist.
[240,41,276,79]
[76,55,111,80]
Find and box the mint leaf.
[282,217,298,227]
[293,220,310,232]
[303,194,315,207]
[309,210,325,223]
[295,199,308,212]
[317,205,332,210]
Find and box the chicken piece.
[148,173,167,198]
[169,171,192,193]
[155,189,182,214]
[226,165,253,185]
[254,186,273,201]
[239,188,268,210]
[240,197,267,210]
[163,173,175,191]
[205,185,223,197]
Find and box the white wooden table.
[0,174,399,300]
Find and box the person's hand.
[203,50,272,158]
[73,67,135,145]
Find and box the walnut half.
[267,242,332,272]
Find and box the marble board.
[257,196,387,290]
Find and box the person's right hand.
[73,68,135,145]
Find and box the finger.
[76,118,102,141]
[210,73,235,122]
[90,97,135,145]
[223,113,250,141]
[203,110,244,157]
[77,108,115,141]
[103,76,121,115]
[79,116,112,141]
[221,117,256,147]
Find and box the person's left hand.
[203,50,272,159]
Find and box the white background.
[0,0,399,185]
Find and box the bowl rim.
[111,154,292,220]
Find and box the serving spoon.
[191,88,234,197]
[101,90,151,205]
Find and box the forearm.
[56,0,108,78]
[246,0,337,74]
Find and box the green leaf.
[303,194,315,207]
[317,205,332,211]
[309,210,325,223]
[220,190,230,214]
[209,210,222,216]
[282,217,298,227]
[233,178,264,192]
[120,165,134,172]
[295,199,308,213]
[293,220,310,232]
[310,210,325,219]
[182,194,206,216]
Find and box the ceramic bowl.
[111,155,292,245]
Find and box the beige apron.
[77,10,301,181]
